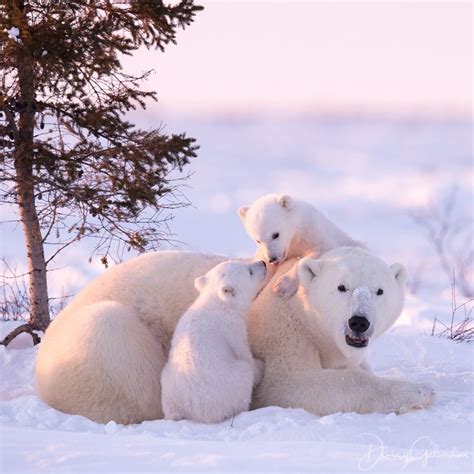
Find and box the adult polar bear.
[249,248,434,414]
[36,248,435,424]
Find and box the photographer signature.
[358,433,468,471]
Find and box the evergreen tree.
[0,0,203,345]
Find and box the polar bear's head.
[194,260,267,308]
[238,194,298,265]
[298,247,406,357]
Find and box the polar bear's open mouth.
[345,334,369,348]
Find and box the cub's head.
[238,194,298,265]
[298,247,406,358]
[194,260,267,308]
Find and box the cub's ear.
[194,276,207,292]
[218,285,235,301]
[298,257,322,288]
[278,194,293,210]
[238,206,249,220]
[390,263,407,288]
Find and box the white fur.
[238,194,362,264]
[161,260,266,423]
[249,247,435,415]
[36,251,227,424]
[238,194,364,296]
[36,249,434,424]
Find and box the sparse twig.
[0,259,73,347]
[411,187,473,298]
[431,274,474,343]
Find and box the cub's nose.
[259,260,267,268]
[348,315,370,333]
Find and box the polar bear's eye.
[249,268,254,276]
[337,285,347,292]
[272,232,280,240]
[376,288,384,295]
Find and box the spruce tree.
[0,0,203,345]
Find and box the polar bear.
[238,194,364,296]
[249,246,435,415]
[36,248,434,424]
[161,260,266,423]
[36,251,227,424]
[238,194,362,265]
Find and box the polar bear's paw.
[392,381,436,414]
[272,275,299,298]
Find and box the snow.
[1,321,472,472]
[5,27,21,43]
[352,286,372,315]
[1,114,473,472]
[3,115,472,302]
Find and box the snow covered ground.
[1,114,473,472]
[1,321,472,472]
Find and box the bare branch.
[411,187,473,298]
[0,323,41,347]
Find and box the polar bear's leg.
[36,301,165,424]
[255,367,435,415]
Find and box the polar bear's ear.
[390,263,407,288]
[218,285,235,301]
[298,257,322,288]
[194,276,207,292]
[238,206,249,220]
[278,194,293,210]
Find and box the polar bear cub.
[238,194,364,296]
[161,260,267,424]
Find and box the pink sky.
[125,1,472,115]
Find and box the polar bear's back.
[61,251,227,330]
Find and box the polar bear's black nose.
[348,315,370,333]
[268,256,278,263]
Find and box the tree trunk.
[15,158,50,331]
[13,15,50,331]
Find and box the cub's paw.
[272,275,299,298]
[395,382,436,414]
